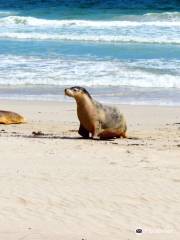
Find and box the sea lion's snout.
[64,87,85,98]
[64,88,74,97]
[64,86,92,99]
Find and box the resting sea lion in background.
[0,110,26,124]
[65,86,127,140]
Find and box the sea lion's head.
[64,86,92,100]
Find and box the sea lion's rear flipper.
[78,124,90,138]
[98,129,127,140]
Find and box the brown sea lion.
[65,86,127,140]
[0,110,26,124]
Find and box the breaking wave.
[0,55,180,88]
[0,14,180,44]
[1,14,180,27]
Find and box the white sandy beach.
[0,99,180,240]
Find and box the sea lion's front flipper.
[98,129,127,140]
[78,124,90,138]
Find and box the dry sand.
[0,99,180,240]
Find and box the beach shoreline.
[1,0,180,238]
[0,99,180,239]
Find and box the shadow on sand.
[1,129,140,142]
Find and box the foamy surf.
[0,2,180,106]
[1,32,180,45]
[0,55,180,88]
[0,14,180,44]
[1,16,180,27]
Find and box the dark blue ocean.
[0,0,180,105]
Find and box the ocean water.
[0,0,180,105]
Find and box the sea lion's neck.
[75,95,96,133]
[75,95,96,121]
[75,95,94,108]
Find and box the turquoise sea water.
[0,0,180,105]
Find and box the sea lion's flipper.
[98,129,127,140]
[78,124,90,138]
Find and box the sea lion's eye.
[74,88,78,92]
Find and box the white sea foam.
[0,55,180,88]
[0,14,179,44]
[1,32,180,44]
[1,15,180,27]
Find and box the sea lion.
[65,86,127,139]
[0,110,26,124]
